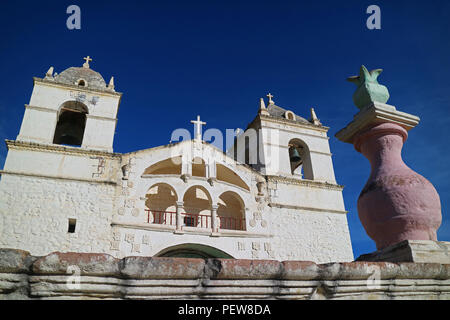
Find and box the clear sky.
[0,0,449,259]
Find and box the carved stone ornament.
[347,65,390,110]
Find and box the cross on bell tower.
[190,115,206,141]
[266,92,275,105]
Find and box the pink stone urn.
[354,122,442,250]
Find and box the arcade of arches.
[144,183,246,232]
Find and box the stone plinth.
[335,102,419,143]
[336,102,442,250]
[357,240,450,264]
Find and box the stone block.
[32,252,120,276]
[207,259,282,280]
[120,256,205,279]
[0,249,33,273]
[356,240,450,264]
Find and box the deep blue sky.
[0,0,449,259]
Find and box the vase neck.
[354,123,408,172]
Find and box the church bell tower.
[16,56,121,152]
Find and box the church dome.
[54,66,107,90]
[266,103,311,125]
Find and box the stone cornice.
[264,142,332,155]
[247,114,330,133]
[25,104,57,113]
[111,221,272,238]
[260,114,330,132]
[24,105,117,122]
[0,170,117,185]
[268,202,348,214]
[265,175,344,191]
[86,114,118,122]
[6,139,121,159]
[34,77,123,98]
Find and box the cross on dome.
[83,56,93,69]
[190,115,206,141]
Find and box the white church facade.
[0,58,354,263]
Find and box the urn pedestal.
[336,102,443,254]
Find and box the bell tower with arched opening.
[0,58,123,257]
[16,56,121,152]
[227,94,352,261]
[230,93,337,183]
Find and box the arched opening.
[182,185,212,228]
[53,101,88,146]
[192,157,206,177]
[145,183,178,225]
[155,243,234,259]
[144,157,182,175]
[288,138,313,180]
[285,110,296,121]
[217,191,246,231]
[216,164,250,191]
[77,79,86,87]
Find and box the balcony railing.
[182,212,211,229]
[146,210,176,226]
[219,216,246,231]
[144,209,246,231]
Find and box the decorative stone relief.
[131,208,140,217]
[142,234,150,245]
[121,157,136,180]
[252,242,260,251]
[268,180,278,199]
[124,199,135,208]
[90,157,106,178]
[256,197,265,212]
[69,90,100,106]
[117,207,125,216]
[124,233,135,243]
[266,250,275,259]
[121,164,130,180]
[112,231,121,241]
[249,212,267,228]
[256,180,266,196]
[237,242,245,251]
[110,241,120,251]
[131,243,141,253]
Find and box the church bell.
[289,146,302,163]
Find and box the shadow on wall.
[155,243,234,259]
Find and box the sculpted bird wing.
[369,68,383,81]
[346,75,361,85]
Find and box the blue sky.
[0,0,449,259]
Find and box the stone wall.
[0,175,116,256]
[0,249,449,300]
